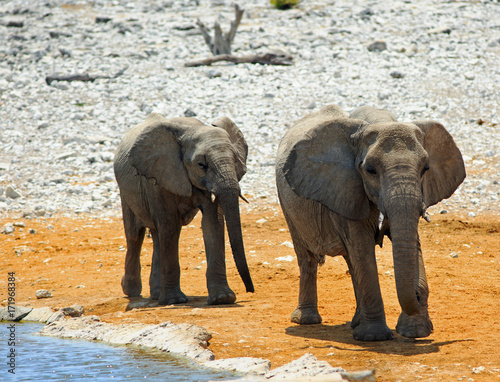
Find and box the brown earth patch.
[1,205,499,381]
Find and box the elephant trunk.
[383,186,425,317]
[218,188,254,293]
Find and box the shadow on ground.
[285,323,473,356]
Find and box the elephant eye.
[366,164,377,175]
[421,163,430,176]
[198,162,208,170]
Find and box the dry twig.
[185,52,293,67]
[45,65,128,86]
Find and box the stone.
[41,317,215,362]
[390,71,405,79]
[265,353,345,379]
[5,185,22,199]
[472,366,486,374]
[428,27,452,35]
[487,36,500,48]
[36,289,53,299]
[61,304,85,317]
[14,245,34,256]
[203,357,271,375]
[1,223,15,234]
[46,310,66,324]
[23,307,55,322]
[184,108,197,117]
[0,306,33,322]
[206,70,222,78]
[464,72,475,81]
[367,41,387,52]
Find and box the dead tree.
[186,4,293,67]
[196,4,244,55]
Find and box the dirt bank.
[1,204,499,381]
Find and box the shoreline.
[1,306,374,381]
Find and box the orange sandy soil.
[1,202,499,381]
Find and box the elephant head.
[283,105,465,334]
[127,113,253,293]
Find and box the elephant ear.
[414,120,466,207]
[212,117,248,181]
[129,113,192,197]
[284,118,370,220]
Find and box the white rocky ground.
[0,0,499,218]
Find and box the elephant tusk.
[422,210,431,222]
[239,193,249,204]
[378,212,384,230]
[211,193,216,203]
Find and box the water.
[1,323,238,381]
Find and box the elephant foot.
[158,288,188,306]
[350,307,361,329]
[150,288,160,301]
[207,286,236,305]
[291,306,322,325]
[149,283,160,300]
[121,275,142,297]
[396,311,433,338]
[353,321,394,341]
[149,277,160,300]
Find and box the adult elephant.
[114,113,254,306]
[275,105,465,341]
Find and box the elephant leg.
[396,237,433,338]
[149,229,161,300]
[346,245,393,340]
[202,201,236,305]
[291,245,322,325]
[343,220,393,341]
[343,255,361,329]
[121,201,146,297]
[157,221,187,306]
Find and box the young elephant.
[276,105,465,341]
[114,113,254,306]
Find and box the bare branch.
[196,18,213,50]
[227,4,244,47]
[46,65,129,86]
[197,3,244,55]
[184,53,293,67]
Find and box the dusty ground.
[1,201,499,381]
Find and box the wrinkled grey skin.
[276,105,465,341]
[114,113,254,306]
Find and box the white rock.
[265,353,345,379]
[36,289,53,299]
[203,357,271,375]
[280,241,294,249]
[5,185,22,199]
[275,255,294,262]
[1,223,15,234]
[23,307,55,322]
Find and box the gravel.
[1,0,499,218]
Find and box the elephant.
[275,104,465,341]
[113,113,254,306]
